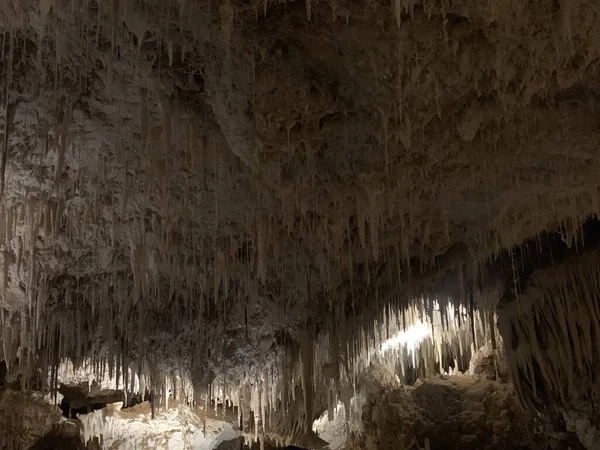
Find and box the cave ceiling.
[0,0,600,393]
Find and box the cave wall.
[2,0,600,448]
[498,249,600,449]
[349,373,584,450]
[1,0,600,404]
[0,388,62,450]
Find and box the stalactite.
[54,103,73,188]
[0,2,598,448]
[256,217,267,283]
[300,329,314,433]
[499,250,600,409]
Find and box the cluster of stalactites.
[208,348,292,448]
[498,250,600,409]
[0,194,67,386]
[343,297,493,387]
[54,357,195,411]
[207,296,496,448]
[204,329,328,448]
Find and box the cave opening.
[57,385,125,419]
[59,398,114,419]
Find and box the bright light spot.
[380,321,430,354]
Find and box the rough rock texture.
[359,364,400,398]
[313,396,364,450]
[78,401,238,450]
[351,374,578,450]
[1,0,600,447]
[29,420,87,450]
[312,365,396,450]
[468,340,509,382]
[2,0,600,388]
[0,388,62,450]
[498,249,600,450]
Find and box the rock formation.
[1,0,600,448]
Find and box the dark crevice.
[0,360,6,390]
[28,423,87,450]
[497,217,600,303]
[58,385,125,419]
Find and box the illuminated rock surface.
[1,0,600,448]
